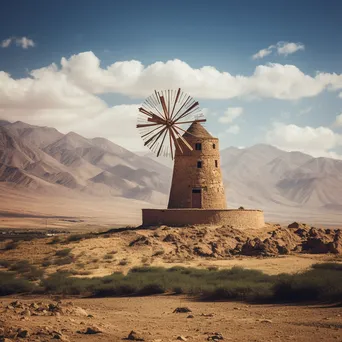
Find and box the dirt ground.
[1,295,342,342]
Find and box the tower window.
[215,160,218,167]
[197,161,202,168]
[195,143,202,150]
[213,143,216,149]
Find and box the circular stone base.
[142,208,264,230]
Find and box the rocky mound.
[126,223,342,259]
[0,300,95,341]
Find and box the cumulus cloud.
[266,122,342,159]
[1,51,340,102]
[252,42,304,59]
[1,38,12,48]
[1,36,35,49]
[1,51,342,150]
[277,42,305,56]
[218,107,243,123]
[252,46,274,60]
[226,125,240,134]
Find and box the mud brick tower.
[168,122,226,209]
[137,88,264,229]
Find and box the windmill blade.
[176,119,206,125]
[137,122,161,128]
[157,129,168,157]
[144,125,167,147]
[169,126,183,154]
[172,95,192,122]
[149,127,168,153]
[168,127,174,159]
[172,125,193,151]
[173,101,199,123]
[170,88,181,121]
[137,88,203,159]
[159,95,169,120]
[141,124,163,138]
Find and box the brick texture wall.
[142,209,265,230]
[168,134,227,209]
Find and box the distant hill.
[0,121,171,205]
[0,119,342,223]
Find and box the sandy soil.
[1,296,342,342]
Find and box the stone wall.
[168,135,227,209]
[142,209,265,230]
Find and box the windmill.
[137,88,265,229]
[137,88,206,159]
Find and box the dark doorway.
[192,188,202,208]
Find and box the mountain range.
[1,119,342,224]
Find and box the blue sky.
[1,0,342,158]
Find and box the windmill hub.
[137,88,265,229]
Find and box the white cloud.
[218,107,243,123]
[1,51,342,150]
[277,42,305,56]
[1,36,35,49]
[15,37,35,49]
[1,38,12,48]
[252,41,304,59]
[335,113,342,127]
[339,92,342,98]
[226,125,240,134]
[266,122,342,159]
[252,46,274,60]
[1,51,340,101]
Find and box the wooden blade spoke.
[160,95,169,120]
[141,124,163,138]
[169,126,183,154]
[137,122,162,128]
[138,107,154,117]
[172,96,192,122]
[168,127,174,160]
[175,119,206,125]
[157,129,168,157]
[172,125,193,151]
[149,126,168,150]
[144,126,167,147]
[173,101,199,123]
[170,88,181,121]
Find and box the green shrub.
[0,272,35,296]
[119,259,129,266]
[9,260,31,273]
[55,248,72,257]
[4,241,18,250]
[48,236,61,245]
[1,262,341,304]
[9,260,44,281]
[54,255,74,265]
[311,262,342,271]
[66,233,93,243]
[42,259,53,267]
[0,259,12,268]
[103,254,114,260]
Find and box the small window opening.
[197,161,202,168]
[192,189,201,193]
[215,160,218,167]
[213,143,216,149]
[195,143,202,150]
